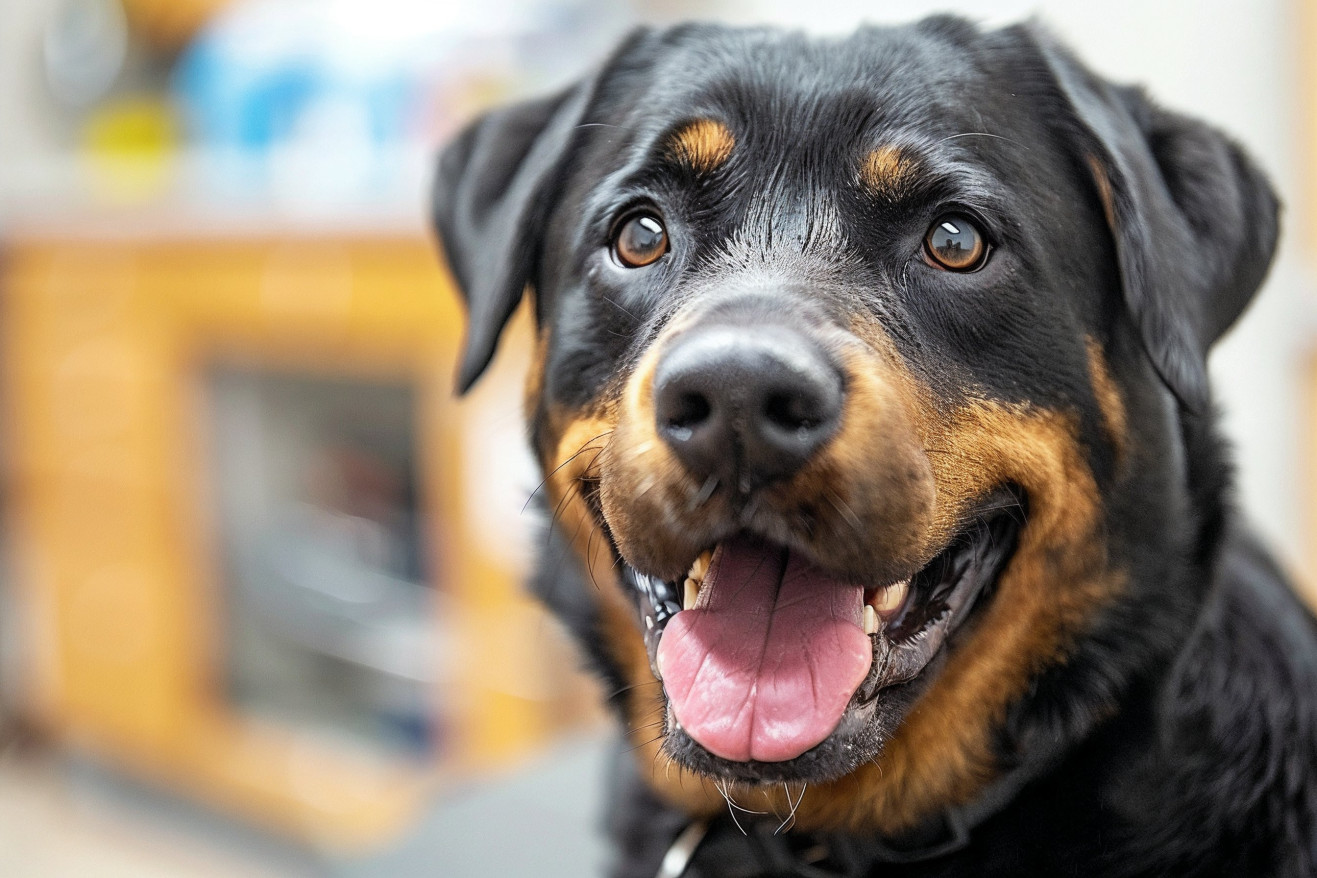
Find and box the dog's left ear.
[433,82,595,393]
[1023,26,1280,412]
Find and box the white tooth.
[684,577,699,610]
[863,604,879,635]
[689,550,711,581]
[874,579,910,615]
[655,650,665,681]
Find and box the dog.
[432,16,1317,876]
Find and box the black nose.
[653,325,844,489]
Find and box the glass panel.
[206,366,441,757]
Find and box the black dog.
[433,17,1317,876]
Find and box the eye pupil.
[925,214,987,271]
[615,213,669,267]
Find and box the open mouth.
[626,493,1022,781]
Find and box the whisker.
[563,490,598,580]
[775,782,807,835]
[713,780,749,835]
[690,475,719,509]
[825,488,863,533]
[545,484,579,544]
[939,131,1029,149]
[586,522,602,591]
[607,679,663,700]
[602,294,640,321]
[629,733,667,754]
[522,430,614,513]
[714,778,769,817]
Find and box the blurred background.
[0,0,1314,875]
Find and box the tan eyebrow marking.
[860,144,921,199]
[665,119,735,172]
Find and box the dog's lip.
[625,495,1022,779]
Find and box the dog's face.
[435,18,1276,833]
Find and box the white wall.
[0,0,60,168]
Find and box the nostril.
[763,391,823,434]
[664,391,712,441]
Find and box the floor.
[0,734,611,877]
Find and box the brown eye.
[613,213,668,267]
[924,214,988,271]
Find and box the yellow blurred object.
[120,0,234,50]
[2,230,602,848]
[80,94,179,204]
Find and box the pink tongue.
[656,538,870,763]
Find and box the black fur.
[434,17,1317,876]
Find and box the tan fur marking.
[1086,336,1129,462]
[860,145,920,199]
[666,119,735,173]
[1087,155,1118,229]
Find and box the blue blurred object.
[173,0,636,212]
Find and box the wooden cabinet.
[1,230,599,847]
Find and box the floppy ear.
[433,82,594,393]
[1026,27,1280,411]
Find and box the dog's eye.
[924,215,988,272]
[613,213,669,267]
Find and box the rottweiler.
[432,16,1317,877]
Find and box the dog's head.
[434,18,1277,833]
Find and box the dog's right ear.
[433,82,594,394]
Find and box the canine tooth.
[863,604,879,635]
[683,577,699,610]
[655,650,665,681]
[872,579,910,615]
[688,550,712,581]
